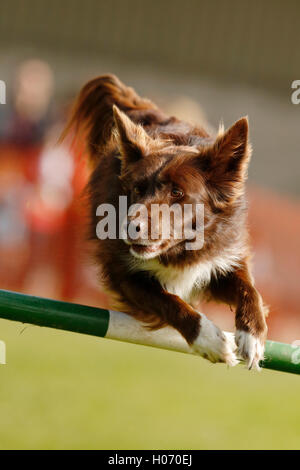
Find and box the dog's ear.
[201,117,251,208]
[113,105,154,167]
[214,117,249,164]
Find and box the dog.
[62,74,268,369]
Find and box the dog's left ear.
[202,117,251,208]
[214,117,250,163]
[113,105,154,168]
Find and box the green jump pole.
[0,289,299,375]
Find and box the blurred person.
[0,59,60,296]
[0,59,55,146]
[23,120,94,301]
[0,60,55,294]
[0,159,32,290]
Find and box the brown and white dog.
[62,74,268,369]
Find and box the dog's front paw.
[191,314,239,367]
[235,330,265,370]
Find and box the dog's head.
[113,105,251,260]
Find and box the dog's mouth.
[129,241,167,259]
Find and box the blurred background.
[0,0,299,450]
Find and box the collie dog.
[62,74,268,369]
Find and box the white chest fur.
[146,260,211,301]
[127,250,241,302]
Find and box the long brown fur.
[62,74,268,366]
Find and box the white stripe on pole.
[106,310,194,355]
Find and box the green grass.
[0,318,299,450]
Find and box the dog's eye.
[133,187,140,195]
[171,187,184,198]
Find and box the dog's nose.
[127,218,147,240]
[131,220,141,232]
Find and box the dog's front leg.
[234,273,268,370]
[117,274,238,366]
[209,263,268,369]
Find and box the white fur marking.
[235,330,265,370]
[192,313,238,366]
[218,120,225,136]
